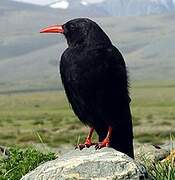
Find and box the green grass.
[138,135,175,180]
[131,83,175,144]
[149,161,175,180]
[141,152,175,180]
[0,84,174,147]
[0,84,174,179]
[0,147,56,180]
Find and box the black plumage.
[41,18,134,158]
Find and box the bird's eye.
[69,24,75,31]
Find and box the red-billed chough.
[40,18,134,158]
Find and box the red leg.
[95,126,112,149]
[76,128,96,150]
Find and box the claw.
[75,139,96,150]
[75,144,86,150]
[75,127,95,150]
[95,126,112,150]
[95,138,110,150]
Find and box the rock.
[0,146,10,160]
[134,143,170,163]
[21,146,150,180]
[160,141,175,152]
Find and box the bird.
[40,18,134,158]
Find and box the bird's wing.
[92,46,131,122]
[96,45,130,101]
[60,51,95,126]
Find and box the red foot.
[95,138,110,150]
[75,139,96,150]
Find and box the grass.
[131,83,175,144]
[140,151,175,180]
[0,84,174,147]
[150,161,175,180]
[0,84,174,179]
[0,91,94,147]
[0,147,56,180]
[138,134,175,180]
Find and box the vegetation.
[138,134,175,180]
[149,160,175,180]
[0,83,174,179]
[141,152,175,180]
[0,84,174,148]
[0,147,56,180]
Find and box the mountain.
[11,0,175,16]
[0,0,175,93]
[0,0,107,93]
[98,0,175,16]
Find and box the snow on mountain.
[12,0,56,6]
[11,0,107,7]
[50,1,69,9]
[81,0,106,5]
[11,0,175,16]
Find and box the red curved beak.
[40,25,64,33]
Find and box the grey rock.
[160,141,175,152]
[0,146,10,160]
[134,143,170,163]
[21,146,150,180]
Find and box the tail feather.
[110,129,134,158]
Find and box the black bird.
[40,18,134,158]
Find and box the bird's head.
[40,18,111,48]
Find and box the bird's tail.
[110,127,134,159]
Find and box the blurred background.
[0,0,175,150]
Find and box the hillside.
[11,0,175,16]
[0,0,175,93]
